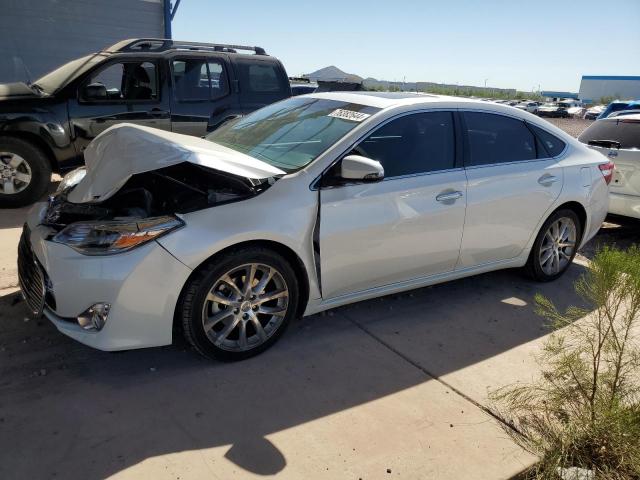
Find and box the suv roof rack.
[106,38,267,55]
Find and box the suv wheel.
[180,247,299,361]
[526,209,582,282]
[0,137,52,208]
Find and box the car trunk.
[578,118,640,198]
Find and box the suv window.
[463,112,535,166]
[353,112,456,177]
[172,59,228,101]
[247,64,281,92]
[578,118,640,150]
[528,123,566,157]
[82,61,157,101]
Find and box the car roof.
[602,113,640,121]
[306,91,492,109]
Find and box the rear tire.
[525,209,582,282]
[179,247,299,361]
[0,137,52,208]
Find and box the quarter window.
[528,124,566,157]
[463,112,536,166]
[172,59,228,101]
[247,64,281,92]
[353,112,456,177]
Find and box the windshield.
[34,54,105,93]
[206,97,381,172]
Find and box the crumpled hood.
[67,123,285,203]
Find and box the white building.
[579,76,640,104]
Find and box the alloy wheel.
[0,152,32,195]
[539,217,577,275]
[201,263,289,352]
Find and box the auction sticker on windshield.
[328,109,371,122]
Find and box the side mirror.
[82,83,107,100]
[340,155,384,182]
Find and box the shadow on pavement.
[0,178,59,230]
[0,262,588,479]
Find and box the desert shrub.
[491,246,640,479]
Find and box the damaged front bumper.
[22,203,193,351]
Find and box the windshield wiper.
[28,83,45,95]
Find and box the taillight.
[598,161,615,185]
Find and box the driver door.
[67,59,171,157]
[319,111,467,299]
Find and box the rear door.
[169,55,237,136]
[67,58,170,155]
[319,111,466,298]
[458,111,564,269]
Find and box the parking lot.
[1,117,638,479]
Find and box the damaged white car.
[19,92,611,360]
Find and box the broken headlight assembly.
[52,216,184,255]
[56,167,87,193]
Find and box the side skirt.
[302,254,529,316]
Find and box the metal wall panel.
[0,0,165,84]
[579,77,640,103]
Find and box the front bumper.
[22,204,193,351]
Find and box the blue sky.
[172,0,640,92]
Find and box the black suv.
[0,39,291,207]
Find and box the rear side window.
[528,124,566,157]
[578,119,640,150]
[247,64,281,92]
[172,58,228,101]
[463,112,536,166]
[353,111,456,177]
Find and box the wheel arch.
[173,239,311,334]
[552,200,587,240]
[0,131,58,173]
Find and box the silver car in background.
[19,92,611,360]
[578,114,640,219]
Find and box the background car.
[0,38,292,207]
[515,101,539,113]
[20,92,610,361]
[584,105,605,120]
[597,100,640,119]
[608,109,640,118]
[537,102,570,118]
[578,114,640,219]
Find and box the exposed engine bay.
[44,162,274,229]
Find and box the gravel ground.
[541,116,592,138]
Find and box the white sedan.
[578,114,640,219]
[19,92,611,360]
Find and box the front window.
[206,97,380,172]
[34,54,105,94]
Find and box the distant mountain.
[304,66,363,83]
[304,67,518,95]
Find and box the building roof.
[581,76,640,81]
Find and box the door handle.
[538,174,559,186]
[436,191,463,203]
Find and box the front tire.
[179,247,299,361]
[0,137,52,208]
[525,209,582,282]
